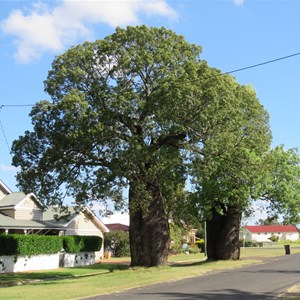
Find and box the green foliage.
[191,82,272,220]
[239,240,264,247]
[268,234,279,242]
[169,223,189,251]
[186,243,200,254]
[11,26,202,210]
[256,217,281,225]
[0,235,18,255]
[261,146,300,223]
[0,235,62,256]
[195,239,205,252]
[63,236,102,253]
[11,25,300,263]
[0,235,102,256]
[10,25,206,265]
[104,231,130,257]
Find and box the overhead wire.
[0,107,12,156]
[222,52,300,75]
[0,51,299,161]
[0,51,300,108]
[0,104,35,108]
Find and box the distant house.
[241,225,300,242]
[0,180,109,258]
[105,223,129,233]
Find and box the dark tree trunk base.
[206,205,241,260]
[129,181,170,267]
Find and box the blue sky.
[0,0,299,199]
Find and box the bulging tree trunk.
[206,205,241,260]
[129,180,170,267]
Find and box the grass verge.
[0,247,299,300]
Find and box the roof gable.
[0,212,65,230]
[0,192,27,208]
[0,192,43,209]
[43,206,109,233]
[245,225,299,233]
[0,179,12,196]
[43,206,78,224]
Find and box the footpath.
[278,285,300,300]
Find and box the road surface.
[84,253,300,300]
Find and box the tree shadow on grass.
[0,263,130,288]
[169,259,210,268]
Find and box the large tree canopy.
[12,26,274,265]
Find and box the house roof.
[0,192,27,207]
[0,179,109,234]
[43,206,109,233]
[0,179,12,195]
[0,212,65,230]
[43,206,78,225]
[105,223,129,232]
[245,225,299,233]
[0,192,43,209]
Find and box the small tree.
[268,234,279,242]
[104,231,130,257]
[169,223,189,252]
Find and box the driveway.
[84,253,300,300]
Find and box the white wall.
[0,252,96,273]
[242,229,299,242]
[60,252,95,268]
[0,254,59,273]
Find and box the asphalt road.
[84,253,300,300]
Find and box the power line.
[0,104,35,108]
[222,52,300,75]
[0,119,11,156]
[0,51,300,108]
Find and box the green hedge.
[0,235,18,255]
[63,236,102,253]
[0,235,102,256]
[0,235,62,256]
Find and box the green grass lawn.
[240,245,300,258]
[0,247,298,300]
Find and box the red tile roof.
[105,223,129,232]
[245,225,299,233]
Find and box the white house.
[241,225,300,242]
[0,179,109,259]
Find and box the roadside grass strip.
[1,248,300,300]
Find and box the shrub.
[104,231,130,257]
[63,236,102,253]
[268,234,279,242]
[0,235,18,255]
[169,223,189,251]
[0,235,62,256]
[195,239,205,252]
[187,243,200,254]
[0,234,102,256]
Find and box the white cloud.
[0,165,19,172]
[0,0,178,63]
[233,0,244,6]
[103,212,129,225]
